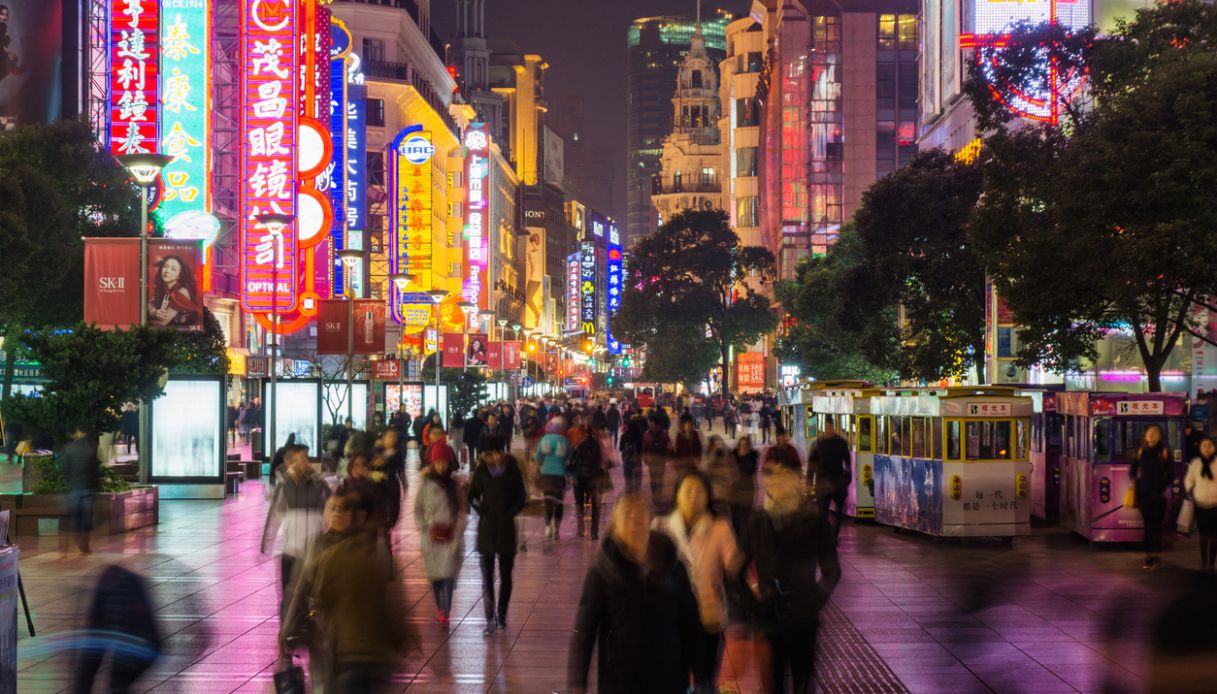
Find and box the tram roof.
[870,389,1034,418]
[1056,391,1189,417]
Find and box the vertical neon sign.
[607,221,622,354]
[158,0,210,232]
[566,252,581,334]
[463,123,491,308]
[108,0,160,156]
[326,18,349,295]
[240,0,299,313]
[580,241,597,337]
[389,126,436,323]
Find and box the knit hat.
[430,442,456,464]
[545,418,567,435]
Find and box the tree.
[852,150,987,383]
[167,308,231,376]
[420,355,489,422]
[774,228,899,383]
[967,3,1217,391]
[1,324,179,443]
[0,120,144,404]
[613,209,777,399]
[306,354,371,425]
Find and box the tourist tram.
[810,386,883,519]
[1017,388,1064,522]
[778,380,873,461]
[871,387,1033,539]
[1057,392,1187,543]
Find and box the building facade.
[719,15,766,249]
[626,12,730,247]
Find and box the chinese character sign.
[158,0,210,231]
[346,83,367,232]
[326,34,347,294]
[240,0,299,313]
[606,244,623,353]
[566,253,581,334]
[580,241,597,336]
[464,124,491,307]
[109,0,160,156]
[389,126,435,322]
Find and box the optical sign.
[108,0,160,156]
[240,0,299,313]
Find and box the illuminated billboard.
[389,126,435,325]
[972,0,1090,36]
[566,252,581,334]
[326,18,348,295]
[463,123,490,307]
[240,0,299,314]
[158,0,211,236]
[606,242,623,354]
[580,241,597,336]
[108,0,160,156]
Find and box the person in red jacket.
[673,414,703,475]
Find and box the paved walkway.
[11,443,1194,693]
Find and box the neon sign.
[158,0,211,235]
[606,243,623,354]
[108,0,160,156]
[240,0,299,313]
[566,252,581,334]
[580,241,597,336]
[464,123,491,307]
[326,18,348,295]
[389,126,434,324]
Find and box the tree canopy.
[613,209,777,397]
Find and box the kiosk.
[1057,392,1187,542]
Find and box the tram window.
[946,420,962,460]
[859,417,874,452]
[932,420,944,459]
[877,417,889,455]
[965,420,1014,460]
[1031,418,1042,453]
[1016,419,1028,460]
[911,418,927,458]
[1092,418,1111,459]
[1047,415,1062,448]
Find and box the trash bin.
[251,428,264,462]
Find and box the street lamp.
[116,153,174,484]
[388,272,412,414]
[458,301,476,372]
[338,249,363,425]
[254,212,293,464]
[428,289,448,423]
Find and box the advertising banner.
[0,0,63,127]
[389,125,435,322]
[523,227,544,330]
[441,333,464,368]
[384,383,424,418]
[736,352,766,390]
[485,341,521,370]
[325,18,348,294]
[580,241,597,336]
[316,298,385,354]
[606,243,623,353]
[466,333,488,367]
[157,0,211,234]
[147,239,204,330]
[372,359,402,380]
[84,238,141,329]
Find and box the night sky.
[431,0,745,220]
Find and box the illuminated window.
[898,15,918,50]
[701,167,715,187]
[736,196,759,227]
[736,147,758,177]
[879,14,896,50]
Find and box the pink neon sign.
[463,123,490,308]
[240,0,299,313]
[108,0,160,155]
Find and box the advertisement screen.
[264,381,320,458]
[323,381,367,430]
[147,239,204,330]
[151,378,223,481]
[384,383,424,419]
[0,0,63,127]
[973,0,1090,35]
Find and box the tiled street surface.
[12,447,1193,693]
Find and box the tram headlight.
[1015,473,1028,499]
[1099,477,1111,504]
[949,474,962,501]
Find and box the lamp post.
[116,153,174,484]
[338,249,363,426]
[253,212,293,463]
[428,289,448,423]
[458,301,475,372]
[389,273,411,416]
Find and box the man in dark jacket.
[567,495,698,694]
[60,430,101,554]
[463,409,485,462]
[642,414,673,509]
[809,417,852,541]
[733,459,841,694]
[468,439,527,634]
[619,415,647,495]
[606,404,622,447]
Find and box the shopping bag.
[1123,486,1137,509]
[1177,498,1195,534]
[273,661,306,694]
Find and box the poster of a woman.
[147,247,203,329]
[466,334,488,366]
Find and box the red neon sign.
[108,0,159,155]
[240,0,299,313]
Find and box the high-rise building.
[448,0,506,144]
[652,20,723,227]
[626,11,731,247]
[757,0,918,279]
[719,15,766,249]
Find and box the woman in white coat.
[414,443,467,624]
[1185,436,1217,572]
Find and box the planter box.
[0,486,159,537]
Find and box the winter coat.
[413,472,467,580]
[810,434,852,492]
[1131,443,1173,501]
[673,432,703,472]
[536,433,570,477]
[703,447,737,509]
[60,438,100,492]
[468,456,527,555]
[654,513,742,632]
[1186,456,1217,509]
[567,533,698,694]
[570,436,606,482]
[729,450,760,508]
[262,469,330,558]
[464,416,485,448]
[619,418,647,465]
[733,502,841,635]
[606,407,622,430]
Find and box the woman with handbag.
[1131,425,1174,571]
[414,444,467,624]
[1185,436,1217,571]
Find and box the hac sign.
[399,134,435,165]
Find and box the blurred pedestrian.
[269,432,297,485]
[643,413,673,508]
[413,444,466,624]
[1185,435,1217,572]
[261,444,329,618]
[535,418,570,539]
[764,426,803,474]
[59,429,100,555]
[758,404,773,444]
[606,403,622,447]
[809,416,852,541]
[566,495,698,694]
[1132,424,1173,570]
[468,441,526,634]
[729,436,760,540]
[673,414,703,475]
[654,471,742,694]
[570,425,608,540]
[72,564,161,693]
[733,456,841,694]
[620,413,647,495]
[702,434,735,515]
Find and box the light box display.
[264,380,320,458]
[150,378,224,482]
